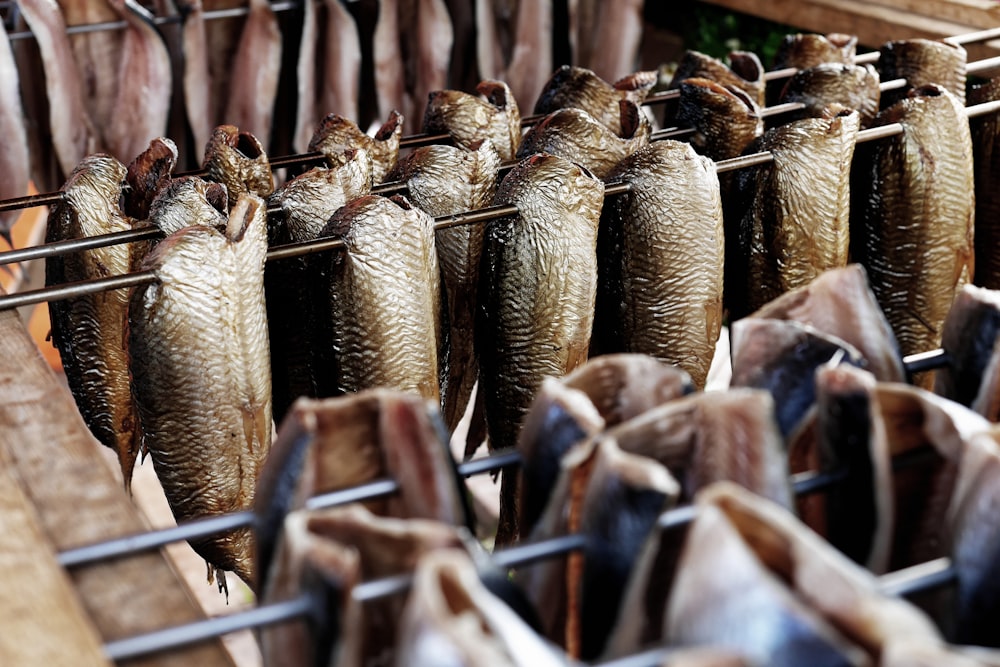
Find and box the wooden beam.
[0,298,235,667]
[868,0,1000,30]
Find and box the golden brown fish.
[123,136,178,220]
[969,77,1000,290]
[778,64,880,127]
[0,19,30,242]
[879,39,967,107]
[223,0,282,149]
[202,124,274,203]
[676,77,763,163]
[316,195,441,400]
[46,155,147,489]
[935,284,1000,421]
[670,50,765,107]
[850,85,975,386]
[516,102,650,178]
[750,264,906,383]
[147,176,228,235]
[477,153,605,544]
[308,111,404,184]
[728,109,859,319]
[389,142,501,431]
[422,80,522,160]
[129,194,271,589]
[533,65,656,136]
[593,141,723,389]
[772,33,857,70]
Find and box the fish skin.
[46,155,146,489]
[935,284,1000,420]
[778,64,881,127]
[676,78,763,163]
[750,264,906,383]
[533,65,656,136]
[580,0,644,84]
[879,39,967,107]
[968,77,1000,290]
[0,19,30,242]
[593,141,724,389]
[317,195,441,401]
[501,0,552,114]
[176,0,214,156]
[202,124,274,202]
[58,0,120,142]
[372,0,404,124]
[309,111,404,184]
[516,102,650,178]
[729,110,859,319]
[670,50,765,107]
[129,194,271,587]
[390,142,501,431]
[772,33,857,70]
[222,0,282,149]
[18,0,100,180]
[147,176,228,236]
[850,85,975,387]
[123,136,178,220]
[422,80,522,161]
[477,153,605,545]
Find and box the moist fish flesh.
[778,64,880,126]
[730,317,866,438]
[850,85,975,386]
[0,19,30,242]
[390,142,501,431]
[202,124,274,202]
[670,50,765,107]
[533,65,656,136]
[968,77,1000,290]
[58,0,119,142]
[309,111,404,184]
[147,176,228,236]
[593,141,723,389]
[422,80,522,160]
[664,482,943,665]
[316,195,441,400]
[265,148,373,422]
[477,153,605,544]
[397,549,569,667]
[772,33,857,70]
[516,102,649,178]
[223,0,282,149]
[292,0,362,152]
[253,390,471,583]
[935,284,1000,421]
[727,109,859,319]
[123,137,178,220]
[46,155,147,489]
[129,194,271,589]
[676,78,763,163]
[750,264,906,382]
[879,39,967,107]
[518,437,679,660]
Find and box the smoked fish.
[593,141,724,389]
[772,33,857,70]
[968,77,1000,289]
[309,111,404,184]
[46,155,147,489]
[880,39,967,107]
[477,153,605,544]
[223,0,282,149]
[0,19,30,242]
[123,136,178,220]
[129,194,271,589]
[390,142,502,431]
[177,0,214,156]
[935,284,1000,421]
[422,80,522,160]
[779,64,880,127]
[670,50,765,107]
[576,0,644,84]
[202,124,274,203]
[676,78,763,163]
[533,65,656,136]
[147,176,228,235]
[851,85,975,385]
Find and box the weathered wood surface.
[0,296,235,667]
[699,0,1000,62]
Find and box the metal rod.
[0,226,162,266]
[879,556,956,597]
[904,349,951,374]
[948,26,1000,45]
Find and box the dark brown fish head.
[779,63,881,126]
[670,50,765,107]
[516,108,647,178]
[124,136,178,219]
[532,64,631,134]
[612,70,659,103]
[677,78,763,160]
[477,79,517,113]
[773,33,858,70]
[202,124,274,201]
[147,175,228,235]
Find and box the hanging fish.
[201,124,274,202]
[0,19,30,242]
[309,111,404,184]
[935,284,1000,421]
[533,65,656,136]
[123,137,178,220]
[670,50,766,107]
[422,80,522,160]
[879,39,967,107]
[675,78,763,164]
[968,76,1000,290]
[222,0,282,149]
[772,33,857,70]
[778,64,880,127]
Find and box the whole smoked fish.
[46,155,147,488]
[533,65,656,136]
[147,176,228,235]
[0,19,29,242]
[969,77,1000,289]
[851,85,974,384]
[177,0,214,156]
[935,284,1000,420]
[477,153,605,544]
[202,124,274,202]
[593,141,724,389]
[309,112,404,184]
[422,80,522,160]
[880,39,967,107]
[129,194,272,588]
[223,0,282,149]
[123,136,178,220]
[779,64,880,127]
[773,33,857,70]
[676,78,763,163]
[670,50,765,107]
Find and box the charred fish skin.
[316,195,441,401]
[123,136,179,220]
[532,65,656,136]
[729,110,859,319]
[850,85,975,383]
[129,194,271,587]
[421,80,522,161]
[778,64,881,127]
[202,124,274,202]
[308,111,404,184]
[772,33,858,70]
[879,39,967,107]
[969,77,1000,290]
[593,141,723,389]
[46,155,145,489]
[478,153,605,544]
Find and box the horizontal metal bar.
[0,226,162,266]
[879,556,956,597]
[949,26,1000,45]
[904,349,951,374]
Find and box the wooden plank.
[0,464,110,666]
[698,0,1000,61]
[868,0,1000,30]
[0,298,236,667]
